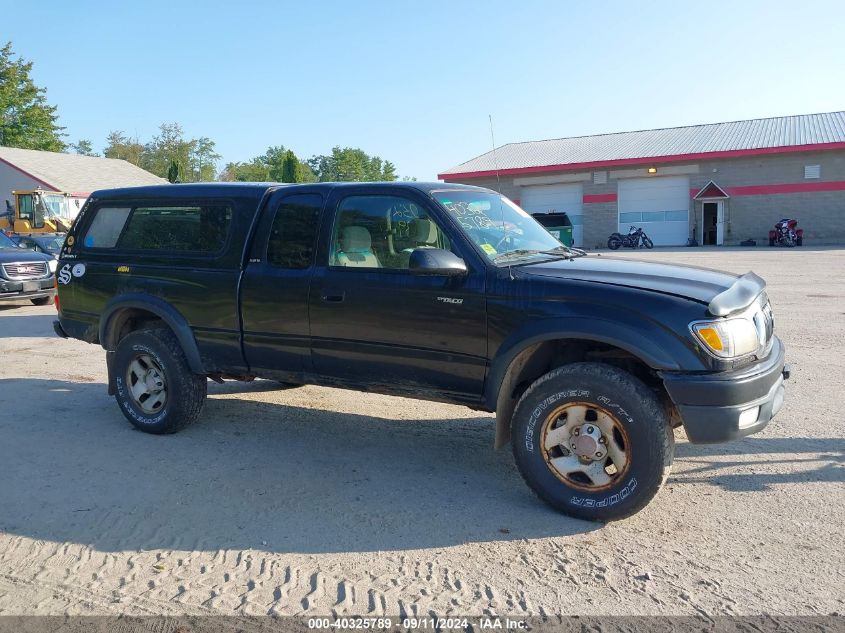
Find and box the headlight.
[690,317,760,358]
[48,259,58,273]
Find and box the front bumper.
[661,336,788,443]
[0,277,55,303]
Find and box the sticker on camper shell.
[58,264,72,285]
[71,263,86,278]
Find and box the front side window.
[267,194,322,269]
[330,195,451,269]
[433,190,566,264]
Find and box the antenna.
[489,115,513,277]
[489,114,501,190]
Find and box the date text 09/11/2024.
[307,616,527,630]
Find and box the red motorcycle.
[769,218,804,247]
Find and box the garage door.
[520,183,584,246]
[618,176,690,246]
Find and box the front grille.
[2,262,49,280]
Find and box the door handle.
[320,292,345,303]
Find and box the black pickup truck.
[53,182,788,520]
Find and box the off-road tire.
[31,297,51,306]
[113,327,207,434]
[511,362,673,521]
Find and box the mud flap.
[106,350,116,396]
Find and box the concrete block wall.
[444,149,845,246]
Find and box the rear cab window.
[80,203,233,254]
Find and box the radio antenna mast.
[489,114,513,277]
[489,114,501,190]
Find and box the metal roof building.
[0,147,165,198]
[440,111,845,247]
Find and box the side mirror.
[409,248,467,277]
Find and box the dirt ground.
[0,247,842,617]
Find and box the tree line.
[0,42,404,183]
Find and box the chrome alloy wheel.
[126,353,168,414]
[540,402,630,490]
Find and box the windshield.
[0,232,18,249]
[433,190,568,263]
[36,237,64,253]
[41,194,68,218]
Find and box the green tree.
[167,159,181,183]
[281,150,297,182]
[220,158,270,182]
[71,139,98,156]
[220,146,316,183]
[192,136,220,181]
[0,42,65,151]
[103,131,144,165]
[308,147,398,182]
[110,123,220,182]
[263,145,288,181]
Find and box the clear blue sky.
[4,0,844,180]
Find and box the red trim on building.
[0,156,57,191]
[727,181,845,196]
[438,142,845,180]
[694,181,730,199]
[583,193,617,204]
[70,192,91,197]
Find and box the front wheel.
[642,236,654,249]
[113,327,207,434]
[511,363,674,521]
[31,296,52,306]
[607,235,622,250]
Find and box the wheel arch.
[99,294,205,374]
[487,318,687,449]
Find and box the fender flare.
[98,293,205,374]
[485,317,696,448]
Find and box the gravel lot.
[0,247,842,617]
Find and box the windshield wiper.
[493,248,572,264]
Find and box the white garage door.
[520,183,584,246]
[618,176,690,246]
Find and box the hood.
[521,256,739,304]
[0,248,53,264]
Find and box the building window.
[804,165,821,179]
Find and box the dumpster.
[531,212,573,247]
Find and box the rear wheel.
[30,297,51,306]
[113,327,207,434]
[607,235,622,250]
[511,363,673,521]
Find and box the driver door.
[308,187,488,403]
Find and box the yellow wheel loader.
[2,189,75,236]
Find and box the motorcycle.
[607,226,654,250]
[769,218,804,247]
